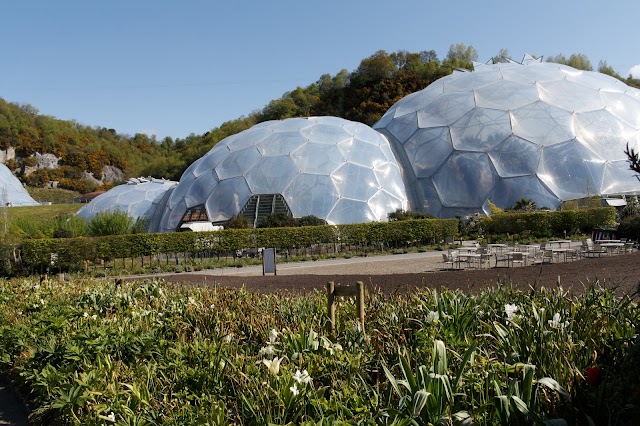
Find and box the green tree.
[546,53,593,71]
[88,210,135,236]
[444,43,478,69]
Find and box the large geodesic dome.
[0,163,39,206]
[374,57,640,217]
[159,116,408,231]
[76,178,177,232]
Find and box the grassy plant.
[0,277,636,424]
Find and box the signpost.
[262,248,276,275]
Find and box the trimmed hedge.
[481,207,616,237]
[19,218,459,271]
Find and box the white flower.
[426,310,440,324]
[293,369,312,384]
[504,304,519,321]
[91,314,97,320]
[209,304,215,311]
[83,312,89,318]
[187,297,196,305]
[289,383,299,396]
[107,411,116,422]
[548,313,569,329]
[269,328,278,344]
[262,357,282,376]
[353,322,362,333]
[389,312,398,322]
[259,345,275,356]
[223,334,233,344]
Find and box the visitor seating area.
[440,237,635,270]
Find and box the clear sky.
[1,0,638,140]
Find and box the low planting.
[0,277,637,424]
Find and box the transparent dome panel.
[450,108,511,151]
[283,173,339,218]
[206,176,251,222]
[257,132,305,156]
[539,140,606,200]
[433,152,496,207]
[575,109,636,161]
[326,198,375,225]
[417,91,476,128]
[193,147,229,177]
[374,163,407,201]
[245,156,298,194]
[331,163,379,201]
[299,123,352,145]
[490,176,561,211]
[601,161,640,195]
[538,79,603,112]
[166,174,195,209]
[415,179,443,217]
[184,170,219,207]
[227,127,272,151]
[338,138,388,168]
[291,142,346,174]
[404,127,453,178]
[392,81,445,118]
[488,135,541,177]
[601,91,640,128]
[565,71,627,93]
[368,189,405,221]
[161,198,187,232]
[273,117,314,132]
[443,68,501,92]
[474,80,540,110]
[500,63,564,84]
[215,147,261,180]
[386,112,418,143]
[343,121,384,143]
[511,101,576,145]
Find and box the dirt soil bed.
[159,252,640,299]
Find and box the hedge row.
[481,207,616,237]
[19,218,460,270]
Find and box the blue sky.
[1,0,638,140]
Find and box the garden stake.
[326,281,365,335]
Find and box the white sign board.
[262,248,276,275]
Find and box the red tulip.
[586,366,602,386]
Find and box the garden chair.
[509,252,525,267]
[494,252,509,268]
[441,253,456,270]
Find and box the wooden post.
[326,281,365,334]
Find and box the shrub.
[87,210,134,236]
[617,215,640,240]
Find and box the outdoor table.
[550,247,569,262]
[488,244,507,253]
[595,240,621,244]
[600,242,625,255]
[457,253,483,269]
[548,240,572,248]
[506,251,529,266]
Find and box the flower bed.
[0,277,637,424]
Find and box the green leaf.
[537,377,569,397]
[411,389,431,417]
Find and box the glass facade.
[375,60,640,217]
[76,178,177,232]
[159,117,408,231]
[0,163,39,206]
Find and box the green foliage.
[617,215,640,240]
[0,279,637,423]
[507,198,537,212]
[258,212,297,228]
[87,210,135,236]
[26,187,81,204]
[388,209,435,221]
[224,214,252,229]
[546,53,593,71]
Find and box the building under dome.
[374,56,640,217]
[0,163,39,206]
[76,178,177,232]
[158,116,408,231]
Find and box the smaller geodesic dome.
[159,116,408,231]
[76,178,177,231]
[0,163,39,206]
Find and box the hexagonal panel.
[575,109,636,161]
[331,163,379,201]
[300,122,352,145]
[326,198,375,225]
[283,173,339,218]
[291,142,345,174]
[215,147,261,180]
[450,108,511,151]
[205,176,252,223]
[538,79,603,112]
[257,132,305,156]
[443,68,502,92]
[338,138,388,168]
[539,139,606,200]
[433,152,496,207]
[601,161,640,195]
[511,101,575,145]
[404,127,453,178]
[417,91,476,128]
[368,190,406,221]
[489,176,561,211]
[244,156,299,194]
[488,136,540,177]
[474,79,540,110]
[601,91,640,128]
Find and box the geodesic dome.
[159,116,408,231]
[0,163,39,206]
[374,57,640,217]
[76,178,177,231]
